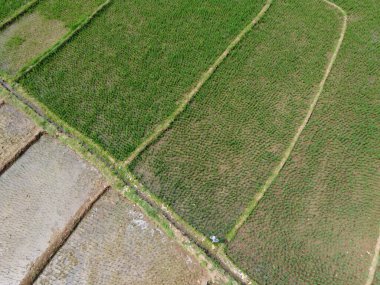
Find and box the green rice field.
[0,0,378,284]
[227,0,380,284]
[19,0,266,159]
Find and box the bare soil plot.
[0,103,40,172]
[131,0,341,238]
[36,189,211,285]
[227,0,380,284]
[0,135,108,284]
[0,0,104,75]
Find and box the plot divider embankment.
[0,0,40,31]
[13,0,112,81]
[365,227,380,285]
[0,128,43,175]
[20,186,111,285]
[225,0,348,243]
[123,0,272,167]
[0,78,117,165]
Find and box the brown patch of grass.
[0,12,67,74]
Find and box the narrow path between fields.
[365,227,380,285]
[0,0,40,31]
[123,0,272,167]
[226,0,348,242]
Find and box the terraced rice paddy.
[19,0,266,160]
[0,134,108,284]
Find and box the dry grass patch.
[0,12,67,74]
[0,0,104,75]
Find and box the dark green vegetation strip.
[19,0,267,160]
[227,0,380,284]
[0,0,30,24]
[131,0,341,238]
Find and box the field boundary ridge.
[13,0,112,81]
[225,0,348,242]
[365,227,380,285]
[122,170,257,284]
[123,0,272,166]
[0,0,40,31]
[0,124,43,175]
[20,186,111,284]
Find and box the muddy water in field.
[36,189,210,285]
[0,136,107,284]
[0,104,39,169]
